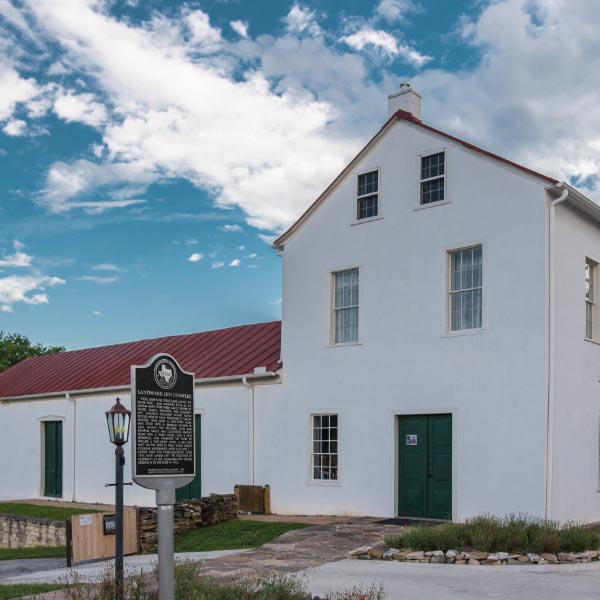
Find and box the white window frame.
[420,150,446,206]
[447,245,483,333]
[354,167,381,223]
[331,268,359,345]
[310,413,339,483]
[586,258,598,342]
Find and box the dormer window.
[420,152,445,205]
[357,170,379,220]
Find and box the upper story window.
[449,246,482,331]
[312,414,338,481]
[586,258,597,340]
[333,269,359,344]
[357,170,379,220]
[420,152,445,205]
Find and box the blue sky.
[0,0,598,349]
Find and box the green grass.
[0,546,66,561]
[0,503,99,521]
[173,519,310,553]
[0,583,65,599]
[384,514,600,554]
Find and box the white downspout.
[546,182,568,519]
[66,393,77,502]
[242,377,255,485]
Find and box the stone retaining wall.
[139,494,238,552]
[0,514,66,548]
[351,543,600,565]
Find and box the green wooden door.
[398,414,452,519]
[43,421,63,498]
[176,415,202,501]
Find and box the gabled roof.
[0,321,281,400]
[274,109,559,248]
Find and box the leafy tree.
[0,331,65,372]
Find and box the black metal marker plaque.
[132,354,195,480]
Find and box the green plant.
[0,546,66,561]
[0,502,99,521]
[384,522,464,552]
[0,583,65,599]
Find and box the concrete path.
[1,550,248,584]
[302,559,600,600]
[0,558,66,581]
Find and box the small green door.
[43,421,63,498]
[398,414,452,519]
[176,415,202,501]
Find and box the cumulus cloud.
[221,224,243,233]
[230,20,248,38]
[0,240,33,268]
[283,5,322,37]
[187,253,203,262]
[93,263,119,271]
[2,118,27,136]
[0,61,41,122]
[53,91,107,127]
[340,27,431,66]
[228,259,240,267]
[0,274,65,311]
[375,0,420,22]
[211,261,225,269]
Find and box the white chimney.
[387,82,421,120]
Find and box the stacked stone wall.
[139,494,237,552]
[0,514,66,548]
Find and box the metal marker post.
[157,484,176,600]
[115,446,124,600]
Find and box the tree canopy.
[0,331,65,373]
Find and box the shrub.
[384,522,464,551]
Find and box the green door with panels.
[43,421,63,498]
[176,415,202,501]
[398,414,452,519]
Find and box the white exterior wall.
[0,382,259,507]
[551,203,600,522]
[258,120,550,520]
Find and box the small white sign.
[405,434,418,446]
[79,514,93,526]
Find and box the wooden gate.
[67,509,138,565]
[234,485,270,514]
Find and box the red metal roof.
[0,321,281,399]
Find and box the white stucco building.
[2,85,600,522]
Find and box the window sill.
[584,337,600,346]
[351,216,383,226]
[441,328,487,339]
[326,342,363,348]
[414,200,451,211]
[307,480,342,487]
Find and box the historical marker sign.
[131,354,195,488]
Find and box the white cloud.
[221,224,243,233]
[211,261,225,269]
[230,20,248,38]
[184,9,222,53]
[0,274,65,310]
[1,304,13,312]
[0,240,33,268]
[375,0,419,23]
[283,5,322,37]
[93,263,119,271]
[228,259,240,267]
[187,253,203,262]
[340,27,431,66]
[92,309,102,316]
[78,275,118,284]
[53,91,107,127]
[0,61,40,122]
[237,245,245,251]
[2,118,27,136]
[244,252,258,258]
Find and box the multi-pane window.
[357,170,378,220]
[333,269,359,343]
[420,152,445,205]
[586,259,597,340]
[312,414,338,481]
[449,246,482,331]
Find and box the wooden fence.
[67,509,138,566]
[234,485,270,514]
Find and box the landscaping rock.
[541,553,558,563]
[368,546,387,560]
[527,553,541,563]
[349,545,371,558]
[383,548,399,560]
[430,555,445,564]
[406,551,425,561]
[558,553,575,563]
[465,551,489,561]
[455,559,467,564]
[468,559,480,565]
[445,550,459,559]
[393,550,410,561]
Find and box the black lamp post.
[106,397,131,600]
